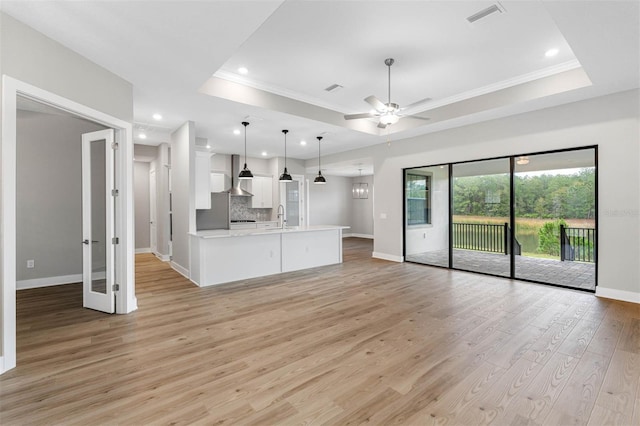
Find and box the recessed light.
[261,151,267,156]
[206,144,211,149]
[138,133,147,139]
[238,66,249,75]
[152,113,162,121]
[545,48,559,58]
[233,129,241,135]
[300,140,307,146]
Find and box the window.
[406,172,431,225]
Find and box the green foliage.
[452,168,595,219]
[537,219,567,256]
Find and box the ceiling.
[2,1,638,177]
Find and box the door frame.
[1,76,137,374]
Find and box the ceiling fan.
[344,58,432,129]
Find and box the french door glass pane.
[90,139,107,294]
[452,159,511,277]
[404,166,449,267]
[514,149,596,290]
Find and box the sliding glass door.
[452,159,511,277]
[404,146,597,291]
[514,149,596,290]
[404,165,449,267]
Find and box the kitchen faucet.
[277,204,286,228]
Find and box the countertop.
[190,225,349,239]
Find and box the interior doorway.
[2,77,136,374]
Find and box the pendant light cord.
[283,129,288,169]
[242,121,249,166]
[317,136,323,172]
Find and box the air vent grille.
[467,4,504,23]
[324,84,344,93]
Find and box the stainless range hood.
[225,154,253,196]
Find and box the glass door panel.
[514,149,596,290]
[404,166,449,267]
[452,159,511,276]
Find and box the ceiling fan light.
[380,113,399,125]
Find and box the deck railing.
[453,223,520,255]
[561,225,596,263]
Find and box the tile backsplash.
[230,196,272,221]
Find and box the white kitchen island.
[189,225,348,287]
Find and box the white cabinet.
[210,172,228,193]
[249,176,273,208]
[195,151,213,209]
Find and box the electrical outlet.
[27,259,35,269]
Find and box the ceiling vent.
[324,84,344,93]
[466,3,505,24]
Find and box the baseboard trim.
[344,233,374,239]
[171,261,190,279]
[17,273,82,290]
[135,248,151,254]
[372,252,404,263]
[155,253,171,262]
[596,287,640,304]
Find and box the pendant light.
[238,121,253,180]
[314,136,326,184]
[279,129,292,182]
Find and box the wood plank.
[1,239,638,425]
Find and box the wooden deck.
[1,238,638,424]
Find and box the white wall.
[170,122,195,276]
[133,161,150,250]
[350,175,374,237]
[16,110,106,282]
[308,175,352,227]
[317,89,640,301]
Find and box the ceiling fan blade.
[377,122,388,129]
[401,97,432,111]
[406,115,430,121]
[364,95,386,111]
[344,112,377,120]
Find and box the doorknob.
[82,239,90,245]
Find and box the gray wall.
[307,175,352,227]
[170,122,195,274]
[133,161,150,250]
[0,13,133,121]
[16,110,106,281]
[350,175,374,236]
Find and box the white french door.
[81,129,115,313]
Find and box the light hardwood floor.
[1,238,639,425]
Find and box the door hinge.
[112,284,120,291]
[112,237,119,244]
[111,142,119,150]
[112,189,119,196]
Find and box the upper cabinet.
[195,151,213,209]
[210,172,228,193]
[249,176,273,208]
